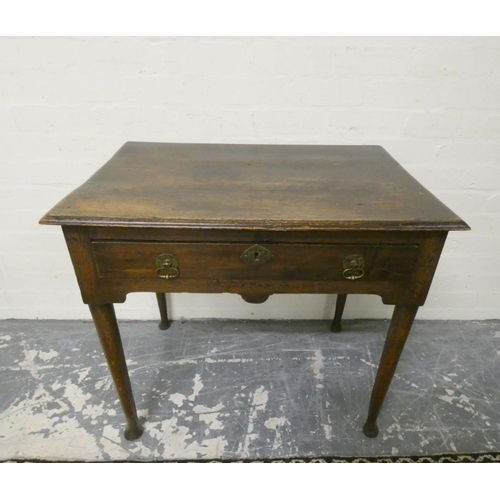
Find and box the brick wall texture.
[1,37,498,320]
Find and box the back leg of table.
[156,293,170,330]
[330,294,347,332]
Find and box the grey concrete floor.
[0,318,499,461]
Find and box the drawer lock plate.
[240,244,273,267]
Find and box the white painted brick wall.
[1,36,498,320]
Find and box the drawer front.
[92,241,418,283]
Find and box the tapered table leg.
[330,294,347,332]
[89,304,143,441]
[156,293,170,330]
[363,304,419,438]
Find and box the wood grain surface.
[40,142,469,231]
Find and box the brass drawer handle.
[156,253,179,279]
[343,254,364,280]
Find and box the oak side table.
[40,142,469,441]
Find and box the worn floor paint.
[0,319,499,461]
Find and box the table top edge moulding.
[39,142,469,444]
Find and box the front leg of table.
[363,304,419,438]
[89,303,143,441]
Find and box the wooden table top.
[40,142,469,231]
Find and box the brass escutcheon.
[156,253,179,279]
[240,244,273,267]
[343,254,365,280]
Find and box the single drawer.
[91,241,418,283]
